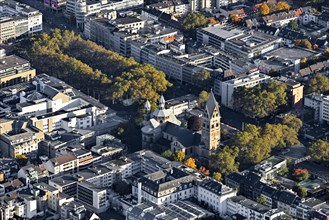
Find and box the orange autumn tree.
[208,17,219,24]
[199,166,210,175]
[184,158,197,169]
[229,14,240,23]
[259,3,270,15]
[293,168,310,181]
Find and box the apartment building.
[85,16,177,57]
[275,77,304,108]
[33,182,61,212]
[131,167,236,216]
[77,181,108,213]
[44,153,78,175]
[0,18,15,42]
[227,196,286,220]
[0,194,39,220]
[0,1,42,42]
[304,93,329,123]
[0,121,44,158]
[197,179,237,214]
[0,55,36,88]
[66,0,144,29]
[74,165,114,187]
[220,73,271,109]
[49,175,108,213]
[197,24,281,59]
[23,74,108,132]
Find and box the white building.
[197,179,237,214]
[44,153,78,175]
[77,181,108,213]
[66,0,144,29]
[74,165,114,187]
[220,73,271,109]
[132,167,236,216]
[227,196,286,220]
[304,93,329,123]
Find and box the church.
[141,91,221,161]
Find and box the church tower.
[201,90,220,152]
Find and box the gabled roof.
[205,91,219,118]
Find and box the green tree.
[182,12,208,38]
[282,114,302,132]
[213,172,222,181]
[15,29,172,110]
[288,20,299,31]
[293,185,308,198]
[195,69,211,81]
[210,146,239,175]
[308,140,329,162]
[256,196,267,205]
[174,150,185,162]
[307,73,329,94]
[233,81,287,118]
[161,149,174,160]
[197,90,209,105]
[277,166,289,177]
[259,3,271,15]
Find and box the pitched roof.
[50,154,76,166]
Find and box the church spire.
[202,90,220,153]
[144,99,151,112]
[159,95,165,110]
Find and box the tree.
[301,57,307,64]
[325,48,329,57]
[293,168,310,182]
[233,81,287,118]
[16,29,173,109]
[195,69,210,81]
[276,1,291,11]
[197,90,209,105]
[182,12,208,37]
[213,172,222,181]
[288,20,299,31]
[256,196,267,205]
[199,166,210,175]
[208,17,219,24]
[308,140,329,162]
[229,14,239,23]
[16,154,28,166]
[277,166,289,177]
[308,73,329,94]
[234,123,299,164]
[174,150,185,162]
[210,146,239,175]
[282,114,302,132]
[293,185,308,198]
[184,158,197,169]
[259,3,271,15]
[161,149,174,160]
[294,39,312,50]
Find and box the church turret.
[201,90,220,152]
[159,95,165,110]
[143,100,151,123]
